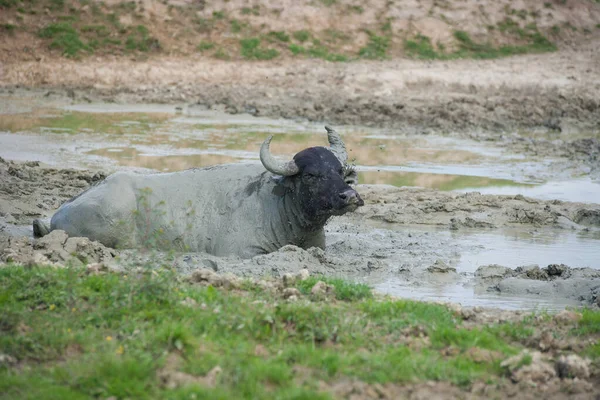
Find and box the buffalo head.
[260,126,364,221]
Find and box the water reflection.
[0,105,594,201]
[87,148,239,171]
[359,171,522,191]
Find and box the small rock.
[515,264,548,281]
[282,287,301,299]
[86,263,108,275]
[562,378,594,394]
[33,229,68,250]
[546,263,568,277]
[220,273,241,290]
[465,347,502,363]
[311,281,335,297]
[501,350,556,384]
[282,273,297,287]
[297,268,310,281]
[255,279,276,292]
[460,308,476,320]
[307,247,326,263]
[474,264,514,283]
[427,259,456,273]
[556,354,591,379]
[254,344,269,357]
[445,302,462,315]
[180,297,198,307]
[553,310,582,325]
[188,268,220,285]
[0,353,17,367]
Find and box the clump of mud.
[0,230,115,267]
[356,185,600,230]
[476,263,600,306]
[0,157,106,227]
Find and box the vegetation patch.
[267,31,290,43]
[1,23,17,33]
[38,22,91,57]
[125,25,160,52]
[404,34,439,59]
[292,30,310,42]
[306,44,348,62]
[197,40,215,52]
[240,37,279,60]
[404,28,556,60]
[1,265,598,399]
[296,277,372,301]
[359,33,390,59]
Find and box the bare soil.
[2,42,600,135]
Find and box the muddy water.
[370,224,600,311]
[1,101,600,310]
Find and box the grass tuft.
[296,277,372,301]
[197,40,215,52]
[240,37,279,60]
[39,22,92,57]
[359,33,390,59]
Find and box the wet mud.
[1,158,599,309]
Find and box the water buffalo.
[33,126,363,258]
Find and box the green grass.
[39,22,92,57]
[359,33,390,59]
[571,308,600,335]
[404,29,556,60]
[404,34,439,59]
[240,37,279,60]
[289,43,305,55]
[240,6,260,16]
[296,277,372,301]
[5,264,584,398]
[306,45,348,62]
[268,31,290,42]
[1,23,16,33]
[197,40,215,52]
[229,19,243,33]
[125,25,160,52]
[293,30,310,42]
[0,0,18,8]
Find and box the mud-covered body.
[40,129,363,258]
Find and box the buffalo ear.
[344,169,358,186]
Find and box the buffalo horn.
[324,126,348,164]
[260,135,300,176]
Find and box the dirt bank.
[3,41,600,135]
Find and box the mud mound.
[0,230,115,267]
[356,185,600,229]
[475,263,600,306]
[0,157,106,227]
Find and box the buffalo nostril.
[339,190,358,203]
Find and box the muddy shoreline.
[1,157,599,308]
[2,42,600,135]
[1,48,600,309]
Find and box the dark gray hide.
[35,127,363,258]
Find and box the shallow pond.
[369,225,600,311]
[1,99,599,310]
